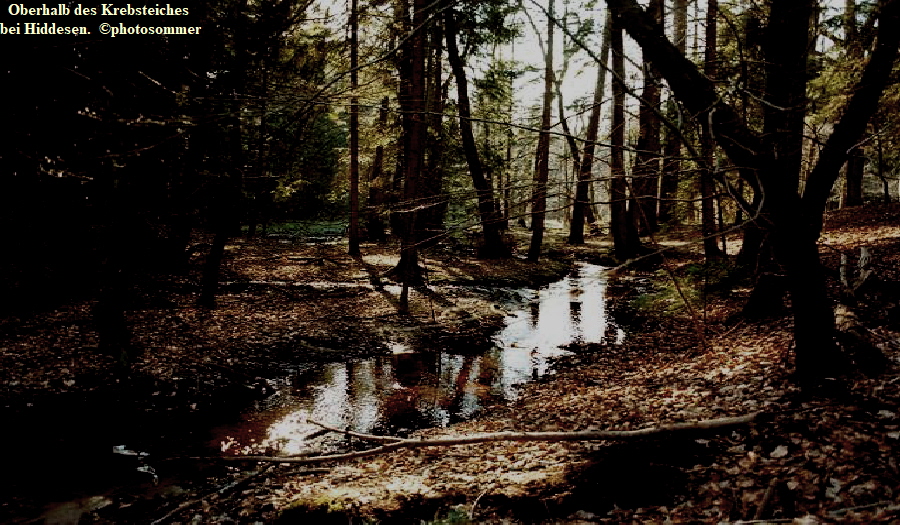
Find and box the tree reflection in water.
[211,263,618,456]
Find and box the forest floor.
[2,204,900,524]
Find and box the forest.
[2,0,900,522]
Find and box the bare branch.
[210,413,759,464]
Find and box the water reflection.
[211,263,620,456]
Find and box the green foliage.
[684,261,748,297]
[253,220,348,237]
[421,507,472,525]
[630,278,699,315]
[454,0,521,51]
[630,261,749,316]
[273,114,348,220]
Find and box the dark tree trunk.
[569,10,611,245]
[445,7,510,259]
[700,0,724,259]
[841,0,865,209]
[630,0,662,236]
[843,151,865,207]
[198,219,230,309]
[528,0,555,262]
[392,0,428,299]
[198,172,240,309]
[657,0,687,225]
[609,15,641,260]
[348,0,361,256]
[94,178,134,365]
[423,19,448,245]
[366,97,390,243]
[198,109,243,309]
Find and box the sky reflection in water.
[212,263,622,456]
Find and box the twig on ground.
[753,477,779,520]
[206,413,759,464]
[470,487,490,520]
[828,500,900,518]
[308,419,405,443]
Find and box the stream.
[209,262,622,456]
[17,262,620,523]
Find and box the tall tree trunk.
[736,0,765,264]
[504,123,513,220]
[700,0,724,258]
[445,8,510,259]
[658,0,687,225]
[199,12,246,310]
[391,0,428,304]
[198,119,242,309]
[528,0,555,262]
[348,0,361,256]
[842,0,865,208]
[569,10,611,245]
[366,97,389,243]
[630,0,662,236]
[423,16,447,247]
[843,152,865,207]
[875,122,890,203]
[609,14,640,260]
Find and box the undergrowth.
[630,261,750,315]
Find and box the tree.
[630,0,663,236]
[604,0,900,383]
[841,0,867,208]
[445,4,511,259]
[658,0,687,225]
[528,0,556,261]
[348,0,362,256]
[699,0,725,258]
[366,97,392,243]
[424,15,449,245]
[392,0,429,310]
[569,10,611,245]
[609,12,642,260]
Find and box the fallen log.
[209,413,759,465]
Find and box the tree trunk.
[391,0,428,295]
[841,0,865,209]
[630,0,662,236]
[198,118,242,310]
[569,10,611,245]
[348,0,361,256]
[422,16,448,247]
[445,8,510,259]
[700,0,724,259]
[94,178,134,365]
[658,0,687,225]
[527,0,555,262]
[875,124,891,204]
[366,97,390,243]
[843,150,865,207]
[609,15,641,260]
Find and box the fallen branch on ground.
[308,420,405,443]
[208,413,759,465]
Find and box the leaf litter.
[3,206,900,523]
